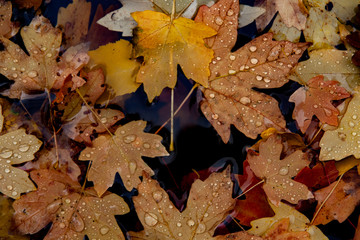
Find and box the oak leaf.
[0,128,42,199]
[131,10,217,102]
[319,87,360,160]
[79,120,169,196]
[12,169,130,240]
[254,0,307,31]
[247,134,313,205]
[56,0,91,49]
[248,202,328,240]
[0,16,89,98]
[129,167,237,240]
[0,0,19,38]
[88,40,141,96]
[195,0,309,142]
[290,49,360,93]
[312,169,360,225]
[289,75,350,133]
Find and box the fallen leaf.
[131,10,217,102]
[56,0,91,49]
[0,16,89,98]
[195,0,309,142]
[79,120,169,196]
[312,169,360,225]
[334,156,360,175]
[12,0,42,9]
[88,40,141,96]
[329,0,359,23]
[0,104,3,132]
[254,0,307,31]
[12,169,130,239]
[129,167,237,239]
[289,75,350,133]
[262,217,310,240]
[355,214,360,240]
[270,15,301,42]
[247,134,313,205]
[294,161,339,190]
[0,0,19,38]
[248,202,328,240]
[0,128,42,199]
[238,5,266,28]
[319,87,360,161]
[290,49,360,93]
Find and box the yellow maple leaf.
[131,10,217,102]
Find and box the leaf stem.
[235,179,265,199]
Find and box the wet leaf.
[254,0,307,31]
[195,0,309,142]
[129,167,237,240]
[132,9,217,102]
[319,87,360,161]
[289,75,350,133]
[0,128,42,199]
[238,5,265,28]
[0,104,3,133]
[56,0,91,49]
[312,169,360,225]
[0,0,19,38]
[334,156,360,175]
[88,40,141,96]
[247,134,313,205]
[12,169,129,239]
[290,49,360,92]
[248,202,328,240]
[0,16,89,98]
[79,120,169,196]
[270,15,301,42]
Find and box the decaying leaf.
[129,167,237,240]
[88,40,141,96]
[195,0,309,142]
[254,0,307,31]
[0,16,89,98]
[248,202,328,240]
[0,0,19,38]
[289,75,350,133]
[0,128,42,199]
[247,134,313,205]
[56,0,91,48]
[319,87,360,161]
[290,49,360,92]
[312,169,360,225]
[12,169,130,239]
[79,120,169,196]
[131,10,217,102]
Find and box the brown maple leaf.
[195,0,309,143]
[0,16,89,98]
[79,120,169,196]
[247,133,313,205]
[289,75,350,133]
[129,167,237,240]
[12,169,130,240]
[312,169,360,225]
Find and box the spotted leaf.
[129,167,236,240]
[247,133,313,205]
[12,169,130,240]
[289,75,350,133]
[79,120,169,196]
[195,0,309,142]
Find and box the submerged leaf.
[79,120,169,196]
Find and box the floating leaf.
[12,169,129,239]
[129,167,237,239]
[195,0,309,142]
[319,87,360,160]
[0,128,41,199]
[79,120,169,196]
[248,202,328,240]
[247,134,313,205]
[289,75,350,133]
[131,10,217,102]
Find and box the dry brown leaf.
[247,134,313,205]
[79,120,169,196]
[195,0,309,142]
[0,1,19,38]
[12,169,129,239]
[129,167,236,240]
[313,169,360,225]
